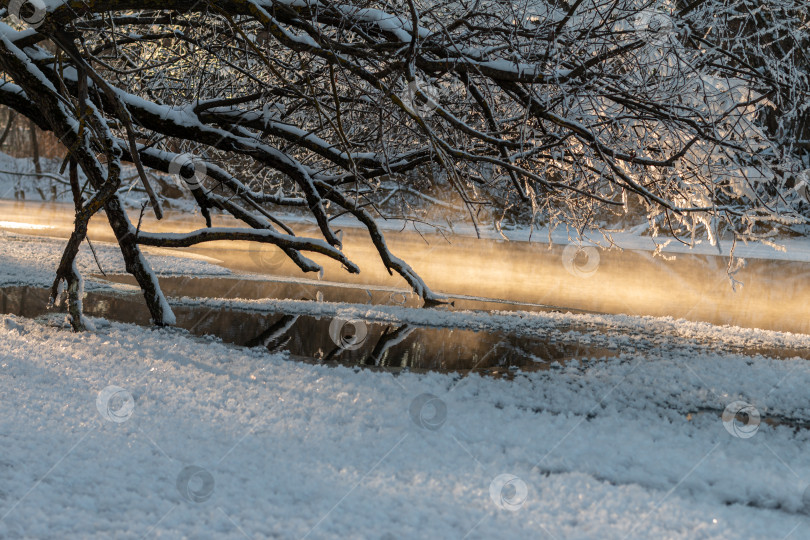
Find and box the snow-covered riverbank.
[2,308,810,539]
[1,231,810,538]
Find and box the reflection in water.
[245,314,299,352]
[0,286,619,375]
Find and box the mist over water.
[1,199,808,335]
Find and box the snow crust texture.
[1,312,809,539]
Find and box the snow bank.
[0,232,230,289]
[173,294,810,359]
[0,314,808,539]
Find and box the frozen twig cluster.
[0,0,806,327]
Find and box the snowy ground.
[2,229,810,538]
[0,231,229,290]
[2,311,810,539]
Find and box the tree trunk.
[0,109,15,149]
[28,119,41,174]
[104,195,176,326]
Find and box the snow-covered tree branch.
[0,0,807,328]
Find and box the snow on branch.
[0,0,807,324]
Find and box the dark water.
[0,285,619,376]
